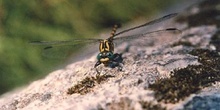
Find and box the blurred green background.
[0,0,179,95]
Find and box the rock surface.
[1,0,220,110]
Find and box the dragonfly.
[30,13,181,73]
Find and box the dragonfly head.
[97,51,114,64]
[99,39,114,53]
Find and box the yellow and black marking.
[30,13,179,74]
[95,24,123,72]
[99,25,118,53]
[99,40,114,53]
[110,24,118,38]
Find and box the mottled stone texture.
[1,0,220,110]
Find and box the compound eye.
[107,52,114,58]
[97,53,102,60]
[108,52,112,56]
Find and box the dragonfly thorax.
[99,39,114,53]
[31,13,180,73]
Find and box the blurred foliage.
[0,0,178,94]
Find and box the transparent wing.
[113,13,178,37]
[30,38,102,46]
[113,28,182,47]
[30,39,101,59]
[30,13,179,58]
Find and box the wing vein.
[113,13,178,37]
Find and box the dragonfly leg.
[94,61,102,74]
[108,60,123,71]
[118,63,123,71]
[94,61,102,68]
